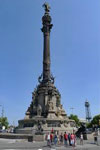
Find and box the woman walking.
[70,133,75,147]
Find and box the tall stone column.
[41,3,53,83]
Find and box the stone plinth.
[33,134,45,141]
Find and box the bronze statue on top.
[43,2,50,13]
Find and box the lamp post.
[0,105,2,130]
[70,107,74,115]
[0,105,2,118]
[0,105,4,118]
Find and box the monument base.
[16,117,76,134]
[33,134,45,141]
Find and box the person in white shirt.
[46,132,51,147]
[80,133,83,145]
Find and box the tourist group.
[46,131,77,147]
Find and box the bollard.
[94,136,98,145]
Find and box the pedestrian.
[50,132,53,145]
[64,132,68,146]
[68,133,71,146]
[74,133,76,146]
[70,133,75,147]
[51,128,54,133]
[60,133,63,145]
[57,132,60,145]
[80,133,83,145]
[46,132,51,147]
[54,132,58,145]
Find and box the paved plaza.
[0,138,100,150]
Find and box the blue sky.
[0,0,100,125]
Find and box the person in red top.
[64,132,68,146]
[50,132,53,144]
[51,128,54,133]
[70,133,76,147]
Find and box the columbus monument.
[18,3,75,134]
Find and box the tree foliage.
[0,117,9,129]
[87,114,100,128]
[69,114,80,126]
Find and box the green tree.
[0,117,9,129]
[89,114,100,128]
[69,114,80,126]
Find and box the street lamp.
[0,105,1,115]
[70,107,74,115]
[0,105,4,118]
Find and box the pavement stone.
[0,138,100,150]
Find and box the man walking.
[64,132,68,146]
